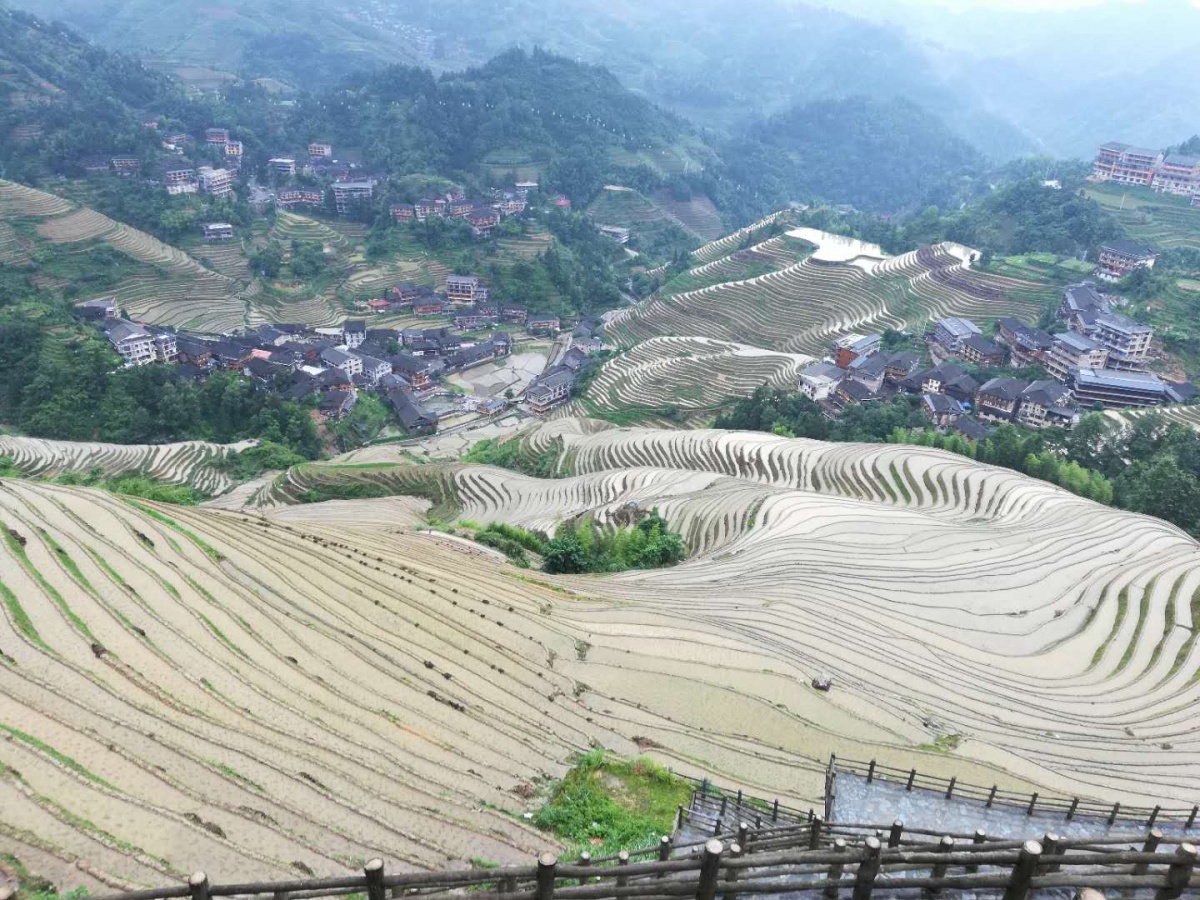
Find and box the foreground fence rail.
[89,827,1197,900]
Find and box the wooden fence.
[89,823,1198,900]
[829,756,1200,830]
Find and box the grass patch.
[1091,585,1130,669]
[207,760,265,793]
[0,724,115,789]
[532,748,691,858]
[197,612,248,658]
[2,520,94,640]
[123,500,223,561]
[918,733,963,754]
[0,575,47,650]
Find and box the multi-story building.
[342,319,366,348]
[269,158,297,176]
[1060,282,1110,325]
[468,207,500,236]
[527,369,574,414]
[832,333,881,368]
[1092,142,1162,186]
[415,198,442,221]
[1045,332,1109,382]
[205,128,230,145]
[1154,154,1200,196]
[111,156,141,176]
[1092,312,1153,370]
[974,377,1025,424]
[153,332,178,364]
[320,347,363,378]
[799,361,845,402]
[277,190,324,208]
[201,222,235,242]
[931,317,981,354]
[331,180,375,216]
[1096,239,1158,282]
[104,321,175,366]
[224,140,243,160]
[161,163,198,195]
[197,166,233,198]
[1016,381,1078,429]
[391,204,416,223]
[1068,367,1167,408]
[446,274,482,304]
[959,334,1006,367]
[309,142,333,158]
[995,317,1055,367]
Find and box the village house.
[224,140,243,160]
[389,283,421,304]
[342,319,366,349]
[319,390,356,422]
[846,353,888,393]
[1060,281,1110,324]
[74,298,118,321]
[446,274,482,304]
[468,206,500,236]
[448,198,473,218]
[391,204,416,223]
[161,162,198,195]
[390,391,438,435]
[1091,142,1161,186]
[528,315,561,335]
[900,363,978,404]
[495,195,526,216]
[1153,154,1200,196]
[922,392,964,429]
[598,225,631,244]
[1016,381,1078,429]
[201,222,235,242]
[447,343,499,372]
[351,352,392,385]
[391,354,440,389]
[1068,367,1167,408]
[883,351,921,383]
[414,198,443,221]
[269,158,297,176]
[104,320,176,367]
[492,332,513,357]
[454,307,498,330]
[1096,239,1158,282]
[413,295,448,317]
[995,317,1054,367]
[111,156,141,176]
[974,377,1026,424]
[954,417,993,443]
[832,333,881,369]
[205,128,230,145]
[332,180,375,216]
[526,368,574,414]
[958,334,1006,367]
[1045,332,1109,382]
[1092,312,1153,370]
[833,378,879,409]
[175,337,215,367]
[197,166,233,197]
[277,190,324,208]
[320,347,363,378]
[502,305,528,324]
[799,361,845,402]
[309,142,333,159]
[931,317,982,355]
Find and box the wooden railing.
[91,825,1198,900]
[830,756,1200,829]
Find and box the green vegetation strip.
[123,500,223,561]
[0,575,48,650]
[533,748,691,858]
[0,724,115,789]
[2,520,94,640]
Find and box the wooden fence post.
[966,830,986,874]
[1188,806,1198,830]
[659,835,673,864]
[810,816,824,850]
[364,859,385,900]
[1067,798,1079,821]
[851,836,882,900]
[1039,833,1060,875]
[677,804,685,832]
[867,760,876,784]
[906,769,916,792]
[1148,805,1161,829]
[697,839,724,900]
[1157,842,1196,900]
[887,820,903,849]
[926,835,954,895]
[824,838,847,900]
[720,796,728,818]
[736,789,742,811]
[714,816,723,837]
[1002,840,1042,900]
[1108,802,1121,826]
[737,823,749,850]
[577,851,591,885]
[1026,792,1038,816]
[1133,829,1163,876]
[986,785,997,808]
[701,778,709,796]
[536,853,557,900]
[945,777,956,800]
[723,842,743,900]
[188,872,210,900]
[616,851,630,889]
[772,799,779,822]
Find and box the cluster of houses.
[389,182,536,236]
[799,281,1195,440]
[1092,141,1200,205]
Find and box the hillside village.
[803,278,1195,440]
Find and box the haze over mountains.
[6,0,1199,162]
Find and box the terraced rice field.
[0,179,246,332]
[1107,406,1200,432]
[0,436,254,495]
[609,234,1050,357]
[578,336,812,417]
[650,191,725,241]
[8,414,1200,888]
[272,212,351,254]
[0,217,31,265]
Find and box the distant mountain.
[725,96,986,213]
